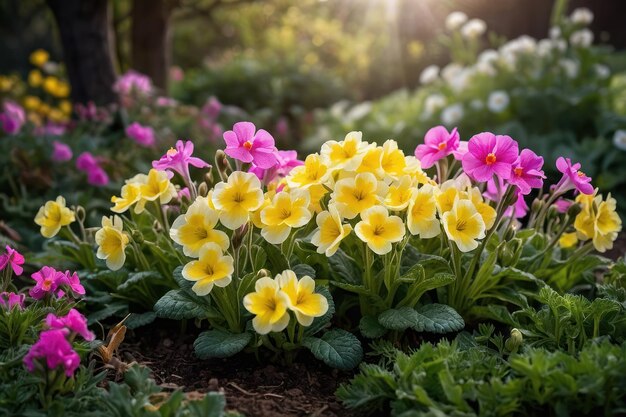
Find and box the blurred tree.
[46,0,118,105]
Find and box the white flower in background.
[470,99,484,110]
[570,29,594,47]
[570,7,593,25]
[461,19,487,39]
[475,61,496,76]
[549,26,561,39]
[441,63,463,83]
[419,65,440,85]
[445,11,468,31]
[553,39,567,52]
[487,91,510,113]
[500,35,537,57]
[594,64,610,79]
[537,39,553,57]
[422,94,446,119]
[500,51,517,69]
[449,68,473,92]
[441,104,464,125]
[560,58,579,78]
[613,130,626,151]
[478,49,499,65]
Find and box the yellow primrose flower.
[28,69,43,87]
[95,215,129,271]
[53,81,70,98]
[243,277,290,334]
[286,153,329,189]
[575,193,622,252]
[320,131,369,171]
[182,243,234,296]
[111,183,142,214]
[34,196,75,238]
[43,76,59,95]
[383,175,416,211]
[307,184,329,214]
[276,270,328,326]
[331,172,387,219]
[251,191,274,229]
[212,171,264,230]
[59,100,72,115]
[30,49,49,67]
[356,146,383,178]
[407,184,441,238]
[170,197,229,257]
[23,95,41,111]
[311,205,352,256]
[380,140,407,179]
[435,181,461,215]
[442,199,486,252]
[136,169,177,213]
[403,156,431,185]
[468,187,497,229]
[260,189,312,244]
[559,232,578,249]
[355,205,405,255]
[0,76,12,91]
[48,108,66,123]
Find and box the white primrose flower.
[487,91,510,113]
[461,19,487,39]
[570,7,593,25]
[441,104,464,126]
[419,65,440,85]
[445,11,468,31]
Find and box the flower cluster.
[126,122,156,147]
[0,101,26,135]
[30,266,85,300]
[76,152,109,186]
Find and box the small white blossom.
[419,65,440,85]
[441,63,463,83]
[487,91,510,113]
[570,29,594,47]
[549,26,561,40]
[594,64,610,79]
[470,99,484,110]
[441,104,464,125]
[445,11,468,31]
[422,94,447,119]
[478,49,499,65]
[613,130,626,151]
[570,8,593,25]
[475,61,496,76]
[560,58,580,78]
[461,19,487,39]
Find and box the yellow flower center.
[243,141,253,150]
[204,265,214,276]
[373,225,385,236]
[577,171,585,177]
[166,147,177,156]
[456,219,467,231]
[514,167,523,177]
[279,208,292,220]
[485,153,497,165]
[42,278,53,290]
[438,142,447,151]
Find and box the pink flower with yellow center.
[508,149,545,195]
[554,157,594,195]
[414,126,460,169]
[223,121,278,169]
[462,132,519,182]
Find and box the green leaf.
[194,330,253,359]
[359,316,387,338]
[331,281,371,296]
[87,303,127,324]
[292,263,316,279]
[117,271,162,291]
[302,329,363,370]
[154,289,221,320]
[186,392,227,417]
[264,243,290,272]
[125,312,157,329]
[414,304,464,333]
[237,272,258,300]
[329,249,361,284]
[378,307,420,330]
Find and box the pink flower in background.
[24,329,81,377]
[508,190,529,218]
[0,292,25,310]
[554,157,594,195]
[202,97,222,119]
[554,198,573,213]
[153,140,210,181]
[414,126,460,169]
[86,167,109,186]
[177,187,191,202]
[76,152,98,171]
[452,141,468,161]
[52,141,73,162]
[508,149,545,195]
[275,117,289,137]
[156,97,177,107]
[29,266,63,300]
[45,309,94,341]
[484,179,529,218]
[169,66,185,82]
[462,132,519,182]
[126,122,155,147]
[0,101,26,135]
[113,70,153,96]
[76,152,109,187]
[0,245,24,275]
[58,270,85,297]
[223,122,278,168]
[35,123,67,137]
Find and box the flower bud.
[74,206,86,223]
[197,182,208,197]
[547,205,558,221]
[214,150,231,181]
[256,269,271,279]
[505,328,523,352]
[232,223,249,250]
[566,202,582,218]
[131,230,144,244]
[531,198,544,214]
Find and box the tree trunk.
[131,0,171,91]
[46,0,118,106]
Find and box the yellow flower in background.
[277,270,328,326]
[407,184,441,238]
[0,76,12,91]
[355,205,405,255]
[559,232,578,249]
[243,277,290,334]
[403,156,431,185]
[380,140,406,179]
[356,146,383,177]
[286,153,329,189]
[38,102,51,116]
[170,197,229,257]
[23,96,41,111]
[111,183,142,214]
[59,100,72,115]
[136,169,177,213]
[95,215,129,271]
[260,189,312,244]
[311,205,352,256]
[34,196,75,238]
[332,172,387,219]
[383,175,416,211]
[43,76,59,95]
[52,81,70,98]
[182,243,234,296]
[30,49,49,67]
[48,108,66,123]
[320,131,369,171]
[28,69,43,87]
[212,171,264,230]
[575,192,622,252]
[442,199,486,252]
